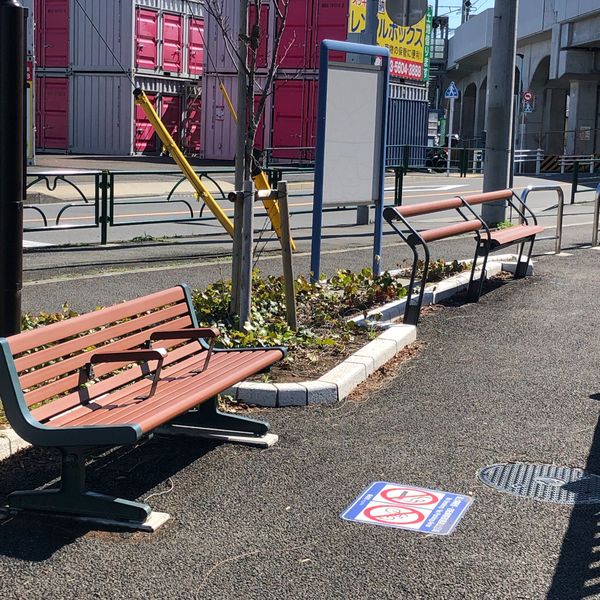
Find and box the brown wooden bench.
[384,189,544,325]
[0,285,285,525]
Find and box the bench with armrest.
[0,284,286,525]
[384,189,544,325]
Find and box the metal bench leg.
[404,244,428,326]
[515,238,534,278]
[467,245,489,302]
[8,449,152,523]
[162,397,272,440]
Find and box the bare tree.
[203,0,291,181]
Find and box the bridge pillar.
[542,88,568,155]
[566,80,598,155]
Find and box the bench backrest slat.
[8,287,186,356]
[460,189,512,206]
[394,198,464,218]
[4,286,197,411]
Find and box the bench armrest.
[148,328,219,373]
[84,348,168,399]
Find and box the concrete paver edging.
[0,254,531,461]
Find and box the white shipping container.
[201,74,271,160]
[70,73,134,154]
[204,0,274,74]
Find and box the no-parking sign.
[341,482,472,535]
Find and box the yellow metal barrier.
[133,88,234,237]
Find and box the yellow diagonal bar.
[217,84,296,251]
[133,88,234,238]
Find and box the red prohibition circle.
[364,505,425,526]
[523,91,533,101]
[380,487,439,506]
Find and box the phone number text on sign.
[390,58,423,80]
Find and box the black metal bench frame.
[384,189,542,325]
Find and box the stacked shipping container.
[201,0,349,161]
[31,0,204,155]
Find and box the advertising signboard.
[348,0,432,81]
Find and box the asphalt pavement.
[1,244,600,599]
[1,156,600,599]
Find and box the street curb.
[0,254,533,459]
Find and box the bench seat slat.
[9,287,186,356]
[14,302,190,373]
[394,198,464,218]
[416,220,482,243]
[23,315,194,406]
[488,224,544,248]
[29,336,204,421]
[47,349,283,432]
[44,345,234,426]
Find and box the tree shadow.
[0,435,217,561]
[546,415,600,599]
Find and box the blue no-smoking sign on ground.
[340,482,472,535]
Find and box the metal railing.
[520,185,565,254]
[514,149,543,175]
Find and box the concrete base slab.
[156,425,279,448]
[4,508,170,533]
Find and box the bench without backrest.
[0,284,285,524]
[384,189,543,325]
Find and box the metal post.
[238,180,254,326]
[571,161,579,204]
[403,144,410,174]
[592,183,600,247]
[536,148,542,175]
[0,0,27,336]
[99,170,109,245]
[277,181,297,330]
[482,0,519,224]
[395,167,403,206]
[446,98,455,176]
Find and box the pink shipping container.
[162,12,184,73]
[183,96,202,153]
[188,17,204,75]
[134,92,158,153]
[161,95,182,143]
[35,0,69,68]
[35,76,69,150]
[135,7,159,70]
[271,78,318,160]
[276,0,312,70]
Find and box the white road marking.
[24,240,53,248]
[384,184,468,193]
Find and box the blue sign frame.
[311,40,390,282]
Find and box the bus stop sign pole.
[0,0,26,336]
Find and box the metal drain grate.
[478,463,600,505]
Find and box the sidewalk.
[1,242,599,598]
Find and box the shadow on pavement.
[547,413,600,599]
[0,436,216,561]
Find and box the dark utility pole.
[0,0,26,336]
[482,0,519,224]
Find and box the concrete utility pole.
[0,0,26,336]
[482,0,519,224]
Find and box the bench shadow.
[0,435,218,561]
[546,412,600,599]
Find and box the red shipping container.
[271,79,318,159]
[36,77,69,149]
[161,95,182,144]
[188,17,204,75]
[37,0,69,68]
[184,97,202,153]
[162,13,183,73]
[135,8,158,70]
[248,3,270,69]
[276,0,311,69]
[312,0,348,65]
[134,92,157,153]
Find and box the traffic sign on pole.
[444,81,459,99]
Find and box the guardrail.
[514,149,543,175]
[520,185,565,254]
